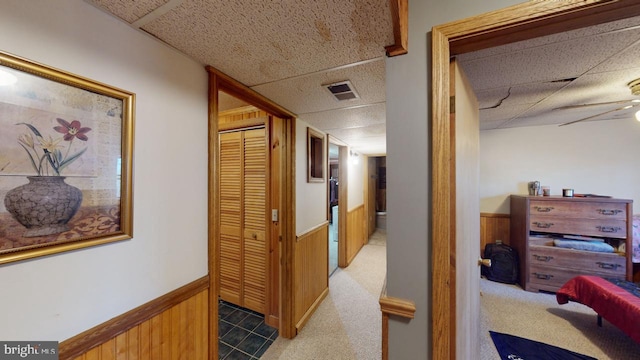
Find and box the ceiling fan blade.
[554,99,637,110]
[559,103,640,126]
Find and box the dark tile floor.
[218,300,278,359]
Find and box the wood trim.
[218,117,267,132]
[431,1,640,359]
[281,118,297,339]
[206,66,296,119]
[385,0,408,56]
[219,105,260,118]
[379,277,415,360]
[380,296,416,319]
[480,212,510,218]
[338,145,349,267]
[443,0,640,56]
[382,312,389,360]
[208,68,220,360]
[296,221,330,240]
[431,25,452,360]
[295,287,329,330]
[59,276,209,360]
[207,65,298,340]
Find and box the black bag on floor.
[482,242,518,284]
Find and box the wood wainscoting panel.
[480,213,510,255]
[60,277,209,360]
[294,222,329,331]
[346,205,366,265]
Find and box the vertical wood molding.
[338,146,349,267]
[430,1,640,359]
[431,25,452,360]
[59,277,209,360]
[207,69,220,360]
[385,0,408,56]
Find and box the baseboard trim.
[295,287,329,332]
[59,275,209,360]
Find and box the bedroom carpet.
[481,278,640,359]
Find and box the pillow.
[553,239,614,253]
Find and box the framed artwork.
[307,127,325,183]
[0,51,134,265]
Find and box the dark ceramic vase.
[4,176,82,237]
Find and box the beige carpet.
[261,230,387,360]
[481,278,640,359]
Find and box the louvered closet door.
[219,128,267,314]
[219,131,242,305]
[243,128,267,313]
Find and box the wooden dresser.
[510,195,633,293]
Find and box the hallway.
[261,230,387,359]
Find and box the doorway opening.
[328,142,340,276]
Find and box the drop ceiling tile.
[253,58,385,114]
[338,134,386,155]
[140,0,393,86]
[90,0,168,23]
[299,103,386,130]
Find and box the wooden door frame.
[430,1,640,358]
[207,66,298,359]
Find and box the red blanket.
[557,275,640,343]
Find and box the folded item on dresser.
[553,239,614,253]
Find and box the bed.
[556,275,640,343]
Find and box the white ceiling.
[458,15,640,130]
[86,1,640,155]
[87,0,393,156]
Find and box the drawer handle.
[598,209,622,216]
[533,255,553,262]
[596,262,622,270]
[532,222,554,229]
[596,226,622,233]
[534,206,554,213]
[532,273,553,280]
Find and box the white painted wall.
[0,0,208,341]
[295,120,328,234]
[385,0,522,358]
[480,120,640,215]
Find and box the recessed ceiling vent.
[324,80,360,101]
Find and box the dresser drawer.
[529,245,626,276]
[529,200,627,220]
[529,216,627,239]
[529,264,625,290]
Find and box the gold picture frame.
[0,51,134,265]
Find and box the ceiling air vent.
[324,80,360,101]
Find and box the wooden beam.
[385,0,408,56]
